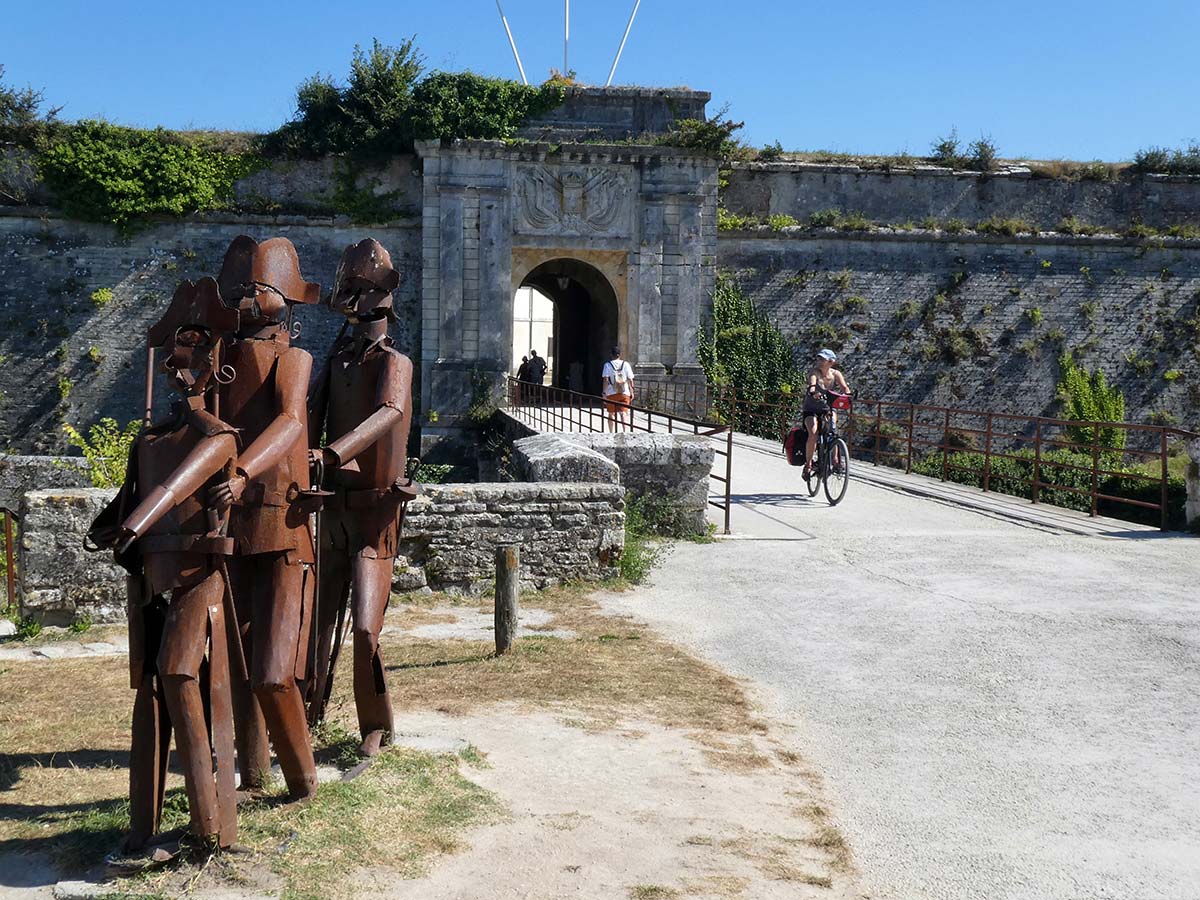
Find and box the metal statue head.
[329,238,400,323]
[148,278,239,395]
[217,235,321,328]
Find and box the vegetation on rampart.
[1,40,566,227]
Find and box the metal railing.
[506,378,734,534]
[708,390,1193,531]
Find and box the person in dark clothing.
[527,349,547,384]
[526,349,547,404]
[515,356,531,404]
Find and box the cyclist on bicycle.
[802,348,851,479]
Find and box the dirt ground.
[0,586,862,899]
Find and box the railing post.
[1160,428,1169,531]
[724,426,733,535]
[941,409,950,482]
[1090,424,1100,518]
[1033,420,1042,505]
[905,404,915,474]
[874,402,881,467]
[983,413,993,493]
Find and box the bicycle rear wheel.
[824,438,850,506]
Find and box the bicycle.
[800,389,852,506]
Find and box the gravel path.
[602,438,1200,900]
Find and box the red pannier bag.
[783,425,807,466]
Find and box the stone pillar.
[438,192,465,360]
[477,192,513,370]
[634,201,665,374]
[674,201,704,375]
[1187,438,1200,528]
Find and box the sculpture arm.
[233,348,312,481]
[323,351,412,467]
[121,432,238,541]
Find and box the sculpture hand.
[209,474,246,510]
[115,527,138,555]
[309,447,339,470]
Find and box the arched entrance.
[514,258,621,396]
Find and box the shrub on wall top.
[261,38,566,158]
[37,121,260,228]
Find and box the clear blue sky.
[4,0,1198,161]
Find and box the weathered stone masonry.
[21,482,625,624]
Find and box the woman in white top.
[601,346,635,432]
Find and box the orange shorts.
[604,393,631,413]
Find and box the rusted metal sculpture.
[206,236,320,800]
[87,278,242,851]
[306,238,418,755]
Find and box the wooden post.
[905,404,915,474]
[3,510,14,609]
[494,543,519,655]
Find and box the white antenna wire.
[564,0,570,76]
[495,0,529,85]
[606,0,642,86]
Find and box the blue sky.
[4,0,1198,161]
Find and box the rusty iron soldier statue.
[307,238,417,755]
[88,279,242,851]
[205,236,320,800]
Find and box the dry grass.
[0,582,769,896]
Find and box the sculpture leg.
[126,672,171,850]
[251,552,317,801]
[307,550,350,727]
[127,599,170,851]
[225,556,270,791]
[158,570,234,844]
[351,555,395,757]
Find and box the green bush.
[699,275,802,440]
[1057,355,1126,450]
[619,496,663,584]
[261,38,565,157]
[1133,143,1200,176]
[410,71,565,143]
[61,418,141,488]
[37,121,259,228]
[767,214,799,231]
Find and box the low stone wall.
[562,433,714,534]
[19,482,624,623]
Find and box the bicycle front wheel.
[824,438,850,506]
[805,447,820,496]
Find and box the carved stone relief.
[513,165,634,238]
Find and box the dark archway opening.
[516,258,619,397]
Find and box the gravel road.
[605,437,1200,900]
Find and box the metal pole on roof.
[606,0,643,86]
[564,0,570,76]
[495,0,529,85]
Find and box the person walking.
[515,355,531,405]
[602,346,635,432]
[526,349,548,405]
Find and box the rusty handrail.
[506,377,733,535]
[725,390,1195,531]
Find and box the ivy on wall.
[37,121,262,229]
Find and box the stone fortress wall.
[2,88,1200,455]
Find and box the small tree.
[699,276,801,437]
[61,418,142,488]
[1057,355,1126,451]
